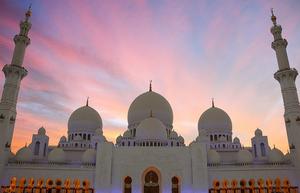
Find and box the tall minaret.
[0,7,31,149]
[271,10,300,168]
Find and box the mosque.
[0,7,300,193]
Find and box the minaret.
[271,10,300,167]
[0,7,31,149]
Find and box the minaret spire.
[0,7,30,150]
[272,11,300,171]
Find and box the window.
[172,176,180,193]
[214,135,217,141]
[88,134,91,140]
[210,135,213,141]
[124,176,132,193]
[43,143,47,156]
[34,141,40,155]
[254,144,257,157]
[260,143,266,156]
[83,134,86,140]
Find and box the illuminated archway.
[124,176,132,193]
[142,167,161,193]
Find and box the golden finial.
[271,8,277,26]
[212,98,215,108]
[25,4,32,20]
[149,80,152,92]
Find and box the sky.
[1,0,300,153]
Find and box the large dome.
[135,117,167,141]
[198,106,232,133]
[128,91,173,127]
[68,105,102,133]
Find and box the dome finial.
[86,97,89,106]
[149,80,152,92]
[212,98,215,108]
[25,4,32,21]
[271,8,277,26]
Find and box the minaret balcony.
[271,39,287,50]
[274,68,298,82]
[13,35,30,46]
[2,64,28,80]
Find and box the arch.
[254,144,257,157]
[43,143,47,156]
[124,176,132,193]
[142,167,161,193]
[260,143,266,156]
[34,141,40,155]
[171,176,180,193]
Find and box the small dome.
[15,146,32,162]
[236,149,253,164]
[128,91,173,127]
[59,136,67,143]
[48,148,66,163]
[68,105,102,133]
[135,117,167,141]
[198,106,232,134]
[123,130,131,138]
[255,128,263,137]
[38,127,46,135]
[233,137,240,144]
[268,147,284,163]
[207,149,221,164]
[82,149,96,164]
[170,131,178,138]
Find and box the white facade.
[0,8,300,193]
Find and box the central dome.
[198,106,232,133]
[135,117,167,140]
[68,105,102,133]
[128,91,173,127]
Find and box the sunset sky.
[1,0,300,153]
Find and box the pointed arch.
[123,176,132,193]
[34,141,40,155]
[171,176,180,193]
[142,167,161,193]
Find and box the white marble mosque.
[0,7,299,193]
